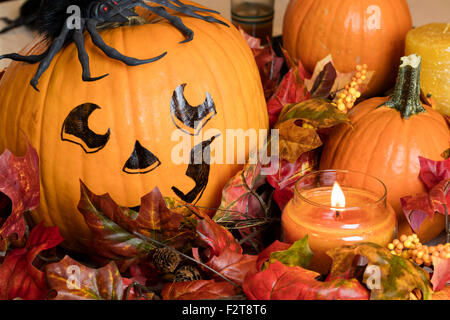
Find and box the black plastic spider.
[0,0,228,91]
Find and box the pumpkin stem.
[383,54,426,119]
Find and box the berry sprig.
[333,64,368,113]
[387,234,450,267]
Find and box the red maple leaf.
[0,223,63,300]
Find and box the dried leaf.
[277,98,352,129]
[0,223,63,300]
[77,182,196,259]
[240,28,284,100]
[267,63,312,127]
[0,142,40,252]
[243,261,369,300]
[46,256,123,300]
[442,149,450,160]
[196,213,242,259]
[305,55,373,98]
[214,161,267,234]
[309,61,337,98]
[267,236,313,269]
[275,120,322,163]
[266,152,318,210]
[418,157,450,190]
[206,248,257,285]
[431,257,450,292]
[401,179,449,233]
[327,243,433,300]
[162,280,240,300]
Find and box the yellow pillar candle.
[406,23,450,116]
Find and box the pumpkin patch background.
[0,0,448,302]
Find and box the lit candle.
[282,170,397,274]
[405,23,450,115]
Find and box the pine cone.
[152,247,181,273]
[174,265,202,282]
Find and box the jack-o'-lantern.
[0,5,268,250]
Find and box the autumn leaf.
[213,161,267,232]
[0,142,40,252]
[275,120,322,163]
[400,179,449,233]
[243,260,369,300]
[0,223,63,300]
[196,213,242,260]
[266,236,313,269]
[45,256,123,300]
[327,243,433,300]
[401,157,450,233]
[418,157,450,189]
[304,55,373,98]
[266,152,318,210]
[205,248,257,285]
[442,149,450,160]
[267,61,312,127]
[77,181,197,260]
[277,98,352,129]
[162,280,240,300]
[240,28,284,100]
[308,61,337,98]
[431,257,450,292]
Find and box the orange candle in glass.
[282,170,397,274]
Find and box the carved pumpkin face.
[0,10,268,250]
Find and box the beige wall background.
[196,0,450,36]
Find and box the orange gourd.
[320,54,450,243]
[0,5,268,250]
[283,0,412,96]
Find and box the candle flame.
[331,182,346,209]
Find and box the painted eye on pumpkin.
[170,83,217,136]
[61,103,111,153]
[171,134,219,204]
[122,140,161,175]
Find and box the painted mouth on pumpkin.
[122,140,161,174]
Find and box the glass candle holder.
[282,170,397,274]
[231,0,274,44]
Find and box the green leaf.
[268,235,313,269]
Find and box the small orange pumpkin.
[0,4,268,250]
[283,0,412,96]
[320,54,450,243]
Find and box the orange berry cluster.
[334,64,368,113]
[388,234,450,266]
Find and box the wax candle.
[282,170,397,274]
[405,23,450,116]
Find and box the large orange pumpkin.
[0,5,268,250]
[320,54,450,243]
[283,0,412,96]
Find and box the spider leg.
[0,47,50,64]
[0,13,38,34]
[0,17,14,24]
[86,19,167,66]
[139,4,194,43]
[145,0,229,28]
[166,0,220,14]
[73,28,109,82]
[30,24,70,91]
